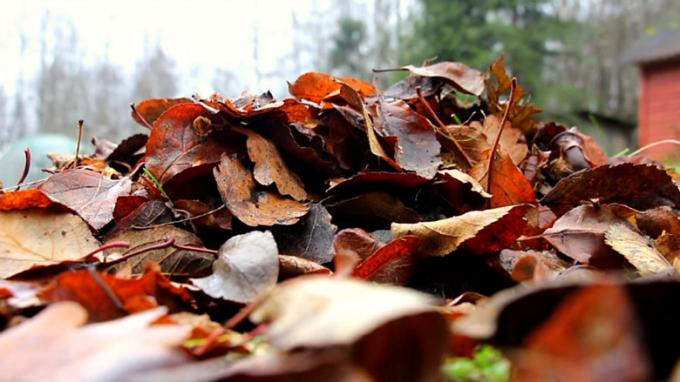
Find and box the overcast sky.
[0,0,337,98]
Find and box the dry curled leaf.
[399,61,487,96]
[234,127,308,201]
[392,204,528,256]
[605,223,670,276]
[214,154,309,227]
[191,231,279,303]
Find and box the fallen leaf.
[470,149,537,208]
[399,61,487,96]
[541,163,680,216]
[275,203,337,264]
[191,231,279,303]
[374,100,442,178]
[513,284,651,381]
[250,276,448,381]
[352,235,421,285]
[234,127,308,201]
[39,169,132,230]
[40,265,194,322]
[214,154,309,227]
[391,205,528,256]
[279,254,332,278]
[0,189,53,211]
[145,103,238,183]
[0,302,189,381]
[104,226,214,276]
[132,97,193,126]
[0,210,100,278]
[542,203,637,267]
[472,114,528,165]
[288,72,375,103]
[605,223,670,276]
[333,228,381,261]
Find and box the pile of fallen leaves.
[1,56,679,381]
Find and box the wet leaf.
[0,210,100,278]
[191,231,279,303]
[352,235,421,285]
[39,169,132,230]
[214,154,309,227]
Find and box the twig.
[487,77,518,193]
[0,177,50,193]
[132,204,225,230]
[173,242,218,256]
[416,86,473,167]
[130,104,153,129]
[15,147,31,190]
[87,266,125,313]
[627,139,680,157]
[103,237,176,266]
[83,241,131,261]
[73,120,84,169]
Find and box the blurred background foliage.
[1,0,679,173]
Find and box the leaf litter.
[0,56,679,381]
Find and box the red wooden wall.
[639,59,680,161]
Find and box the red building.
[625,28,680,161]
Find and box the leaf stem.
[15,147,31,190]
[416,86,473,167]
[487,77,517,193]
[73,120,84,169]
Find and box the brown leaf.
[214,154,309,227]
[279,254,332,279]
[326,191,421,226]
[191,231,279,303]
[0,189,53,211]
[333,228,381,261]
[605,223,670,276]
[132,97,193,126]
[375,100,442,178]
[38,169,132,230]
[40,265,194,322]
[471,114,528,165]
[499,249,569,282]
[400,61,487,96]
[541,163,680,216]
[288,72,375,103]
[542,203,638,267]
[513,284,651,382]
[0,302,189,381]
[275,203,337,264]
[250,276,448,381]
[104,226,214,276]
[173,199,232,231]
[391,205,528,256]
[234,127,307,201]
[0,210,100,278]
[470,150,537,208]
[145,103,238,183]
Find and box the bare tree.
[132,42,179,101]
